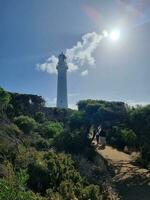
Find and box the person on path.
[95,125,102,146]
[99,127,106,148]
[91,125,99,143]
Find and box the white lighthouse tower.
[56,53,68,108]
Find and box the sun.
[109,29,121,41]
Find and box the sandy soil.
[98,146,150,200]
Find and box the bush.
[28,161,50,194]
[34,112,46,123]
[0,170,43,200]
[0,87,11,111]
[69,111,85,130]
[121,128,137,148]
[81,184,102,200]
[37,121,63,139]
[53,130,90,154]
[107,126,137,150]
[14,116,37,134]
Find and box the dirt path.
[98,146,150,200]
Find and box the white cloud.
[37,31,104,75]
[66,32,102,69]
[37,56,58,74]
[68,103,78,110]
[81,70,88,76]
[68,93,79,97]
[127,100,150,107]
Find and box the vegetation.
[77,99,150,167]
[0,87,11,111]
[0,87,150,199]
[0,87,102,199]
[14,115,37,135]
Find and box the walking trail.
[98,146,150,200]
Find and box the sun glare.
[109,29,121,41]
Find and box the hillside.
[0,87,150,200]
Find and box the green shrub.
[34,112,46,123]
[0,170,43,200]
[37,121,63,139]
[53,130,89,154]
[121,128,137,147]
[14,115,36,134]
[0,87,11,111]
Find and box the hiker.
[99,126,106,148]
[95,125,102,146]
[91,125,98,143]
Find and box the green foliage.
[0,88,103,199]
[42,107,74,124]
[0,123,22,137]
[26,151,102,199]
[120,128,137,147]
[7,92,45,118]
[37,121,63,139]
[1,86,150,199]
[0,124,22,162]
[34,137,50,151]
[53,130,90,154]
[14,148,42,170]
[69,111,86,130]
[128,105,150,166]
[107,127,137,150]
[14,115,37,134]
[28,161,50,194]
[0,87,11,111]
[77,99,128,128]
[34,112,46,123]
[0,170,43,200]
[81,184,102,200]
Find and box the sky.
[0,0,150,109]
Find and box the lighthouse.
[56,53,68,108]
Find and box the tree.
[53,130,90,154]
[129,105,150,166]
[69,111,86,130]
[0,87,11,111]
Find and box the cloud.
[68,93,79,97]
[66,32,102,69]
[127,100,150,107]
[81,70,88,76]
[68,103,78,110]
[37,56,58,74]
[37,31,106,75]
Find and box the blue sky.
[0,0,150,108]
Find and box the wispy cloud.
[127,100,150,107]
[37,31,107,75]
[68,93,79,97]
[81,70,88,76]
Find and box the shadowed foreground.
[98,146,150,200]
